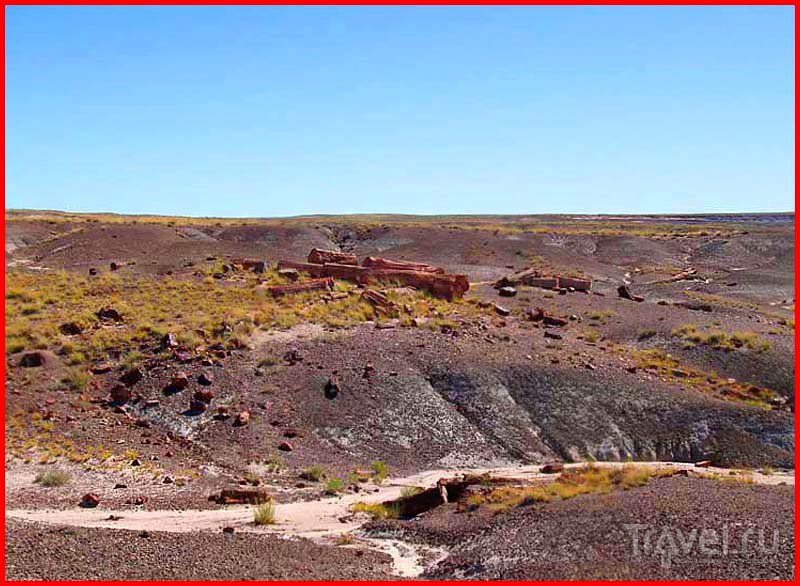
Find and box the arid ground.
[4,210,795,580]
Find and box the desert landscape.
[3,210,795,580]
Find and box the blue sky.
[6,5,794,216]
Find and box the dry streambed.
[5,461,792,577]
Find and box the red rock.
[325,375,341,399]
[361,256,444,273]
[541,462,564,474]
[559,277,592,291]
[190,399,208,413]
[110,385,131,405]
[308,248,358,265]
[267,277,335,297]
[171,372,189,390]
[194,388,215,403]
[96,307,124,322]
[197,372,214,386]
[120,367,143,386]
[278,441,294,452]
[80,493,100,508]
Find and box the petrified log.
[308,248,358,265]
[559,276,592,292]
[617,285,644,302]
[267,277,334,297]
[362,256,444,274]
[231,258,266,273]
[213,488,271,505]
[361,289,397,314]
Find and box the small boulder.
[197,372,214,386]
[189,399,208,413]
[278,441,294,452]
[498,286,517,298]
[541,463,564,474]
[325,375,341,399]
[110,385,131,405]
[120,367,143,387]
[234,411,250,427]
[88,268,98,276]
[110,262,120,271]
[170,372,189,391]
[80,493,100,508]
[493,304,511,317]
[59,322,83,335]
[277,268,300,282]
[194,388,215,403]
[544,331,563,340]
[161,332,179,350]
[96,307,124,322]
[19,352,45,368]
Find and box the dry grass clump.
[671,324,770,352]
[350,501,399,520]
[253,498,277,525]
[34,468,71,487]
[470,464,672,512]
[629,348,778,408]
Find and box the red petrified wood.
[362,256,444,274]
[267,277,334,297]
[307,248,358,265]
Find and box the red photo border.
[0,2,795,584]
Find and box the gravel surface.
[4,518,394,580]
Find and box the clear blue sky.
[6,5,795,217]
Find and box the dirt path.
[5,461,792,577]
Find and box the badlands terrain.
[4,210,795,580]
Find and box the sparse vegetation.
[350,501,399,520]
[469,465,673,512]
[671,324,770,352]
[253,498,277,525]
[34,468,71,487]
[300,465,325,482]
[325,477,344,495]
[400,486,424,498]
[371,460,388,484]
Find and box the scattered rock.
[194,388,215,403]
[695,460,713,468]
[96,307,124,322]
[170,372,189,391]
[234,411,250,427]
[120,367,144,387]
[222,526,235,534]
[189,399,208,413]
[493,304,511,317]
[110,385,131,405]
[277,268,300,282]
[19,352,45,367]
[617,285,644,302]
[91,362,113,374]
[498,286,517,297]
[162,475,174,484]
[363,363,375,378]
[130,458,142,467]
[541,463,564,474]
[110,262,120,271]
[161,332,179,350]
[80,493,100,508]
[113,483,127,489]
[544,331,563,340]
[88,268,98,276]
[283,349,302,365]
[325,375,341,399]
[278,441,294,452]
[59,322,83,335]
[197,372,214,386]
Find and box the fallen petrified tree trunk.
[617,284,644,302]
[361,289,397,314]
[495,269,590,292]
[362,256,444,274]
[267,277,334,297]
[276,261,469,300]
[308,248,358,265]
